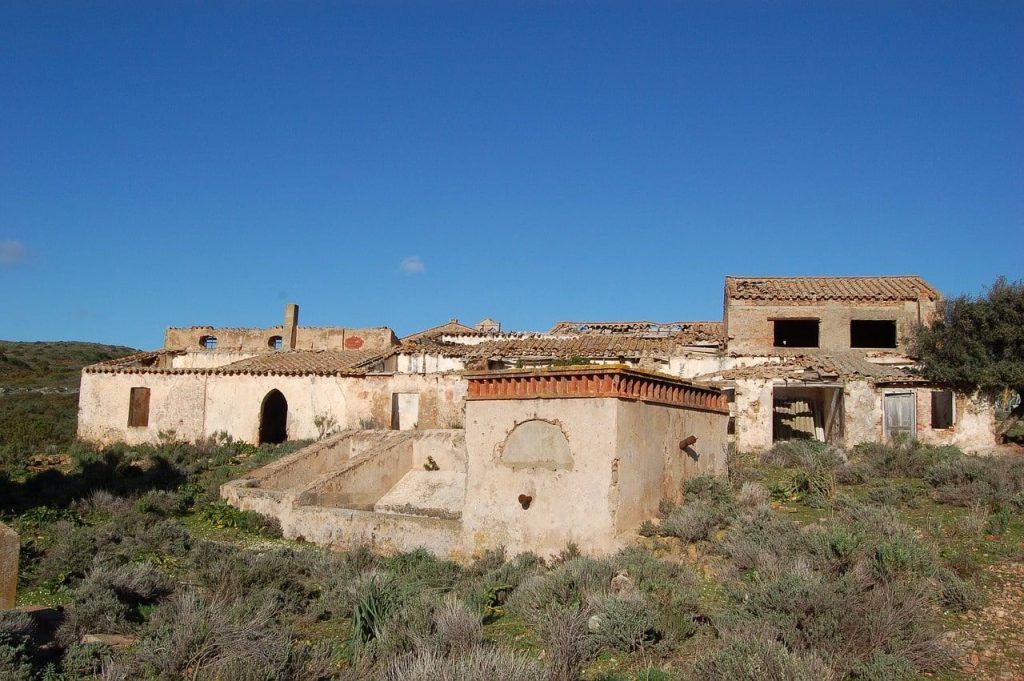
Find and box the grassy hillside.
[0,340,136,471]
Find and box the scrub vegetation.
[1,341,1023,680]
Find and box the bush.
[587,594,660,651]
[848,652,918,681]
[537,604,593,681]
[935,567,983,611]
[736,482,770,510]
[506,557,616,624]
[380,646,545,681]
[691,632,835,681]
[852,440,961,478]
[762,440,845,471]
[659,501,719,542]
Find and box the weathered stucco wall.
[0,522,17,609]
[78,371,208,444]
[164,326,396,354]
[78,372,466,445]
[725,300,939,355]
[614,400,728,531]
[463,397,621,557]
[732,379,774,452]
[462,390,728,558]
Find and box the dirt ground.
[951,561,1024,680]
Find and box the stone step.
[373,469,465,521]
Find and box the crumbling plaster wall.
[163,326,396,354]
[913,390,998,451]
[78,371,208,445]
[614,401,728,531]
[463,397,622,557]
[725,300,939,355]
[462,395,728,557]
[732,379,774,452]
[78,372,466,446]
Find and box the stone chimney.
[284,303,299,350]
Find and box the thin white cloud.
[400,255,426,274]
[0,240,25,266]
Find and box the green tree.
[911,277,1024,441]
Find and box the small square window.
[931,390,954,429]
[128,387,151,427]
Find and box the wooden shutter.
[128,387,150,427]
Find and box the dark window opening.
[773,319,819,348]
[850,320,897,348]
[268,335,283,350]
[128,387,150,427]
[200,335,218,350]
[259,389,288,444]
[931,390,954,429]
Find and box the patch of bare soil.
[949,561,1024,680]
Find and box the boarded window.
[931,390,954,429]
[850,320,897,348]
[128,387,150,427]
[773,319,819,348]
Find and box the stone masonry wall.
[725,299,940,355]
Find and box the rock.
[81,633,138,649]
[610,570,636,596]
[587,614,604,633]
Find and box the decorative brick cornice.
[464,366,728,413]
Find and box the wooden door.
[883,392,916,440]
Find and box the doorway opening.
[259,389,288,444]
[772,385,844,444]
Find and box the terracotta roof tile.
[696,351,920,382]
[402,319,483,341]
[548,320,724,340]
[401,332,717,361]
[725,276,941,302]
[83,349,384,377]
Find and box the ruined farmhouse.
[77,275,999,557]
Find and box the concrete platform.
[374,470,465,520]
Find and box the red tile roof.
[401,332,718,361]
[548,320,723,340]
[725,276,941,302]
[401,319,482,341]
[83,349,384,377]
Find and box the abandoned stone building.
[77,275,999,557]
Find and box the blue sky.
[2,1,1021,349]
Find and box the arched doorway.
[259,390,288,444]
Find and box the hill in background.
[0,340,136,470]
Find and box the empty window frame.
[128,387,151,427]
[268,335,283,350]
[200,335,218,350]
[850,320,898,348]
[773,319,819,348]
[931,390,954,429]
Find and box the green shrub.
[659,501,719,542]
[935,567,983,611]
[849,652,918,681]
[691,632,834,681]
[351,574,400,649]
[199,502,282,536]
[588,594,660,651]
[380,646,545,681]
[985,507,1011,535]
[762,440,845,470]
